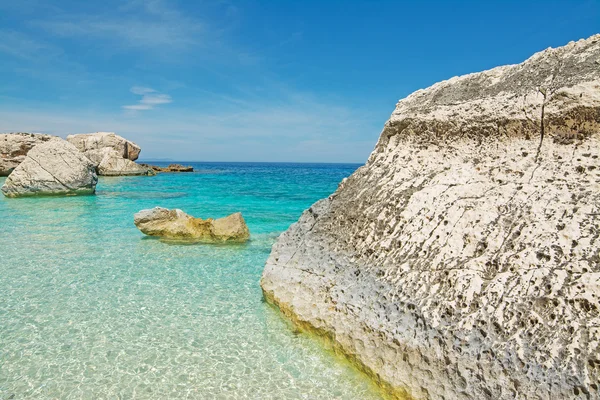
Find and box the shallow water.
[0,162,384,399]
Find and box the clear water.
[0,162,383,400]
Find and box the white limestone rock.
[82,147,112,167]
[261,34,600,399]
[84,148,151,176]
[0,132,57,176]
[66,132,141,161]
[1,138,97,197]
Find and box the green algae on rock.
[134,207,250,242]
[261,34,600,399]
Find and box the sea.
[0,162,385,399]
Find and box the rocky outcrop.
[134,207,250,242]
[84,148,153,176]
[0,132,57,176]
[66,132,141,161]
[261,35,600,400]
[140,163,194,173]
[1,138,98,197]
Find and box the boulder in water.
[1,138,98,197]
[84,148,153,176]
[66,132,141,161]
[134,207,250,242]
[261,34,600,399]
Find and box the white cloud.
[0,30,61,60]
[35,0,205,50]
[131,86,156,95]
[123,87,172,111]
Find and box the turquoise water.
[0,162,383,400]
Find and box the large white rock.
[66,132,141,161]
[1,138,98,197]
[0,132,57,176]
[84,148,151,176]
[261,35,600,399]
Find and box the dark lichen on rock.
[261,34,600,400]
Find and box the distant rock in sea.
[67,132,141,161]
[261,34,600,399]
[1,138,98,197]
[134,207,250,242]
[140,163,194,173]
[0,132,57,176]
[66,132,154,176]
[84,148,154,176]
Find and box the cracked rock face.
[261,35,600,399]
[84,148,152,176]
[67,132,141,161]
[0,132,57,176]
[134,207,250,242]
[1,138,98,197]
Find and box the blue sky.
[0,0,598,162]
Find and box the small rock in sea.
[140,163,194,173]
[134,207,250,242]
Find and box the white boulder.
[66,132,141,161]
[1,138,98,197]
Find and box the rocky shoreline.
[261,34,600,399]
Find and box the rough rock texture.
[0,132,57,176]
[134,207,250,242]
[84,148,152,176]
[140,163,194,173]
[66,132,141,161]
[1,139,98,197]
[261,35,600,400]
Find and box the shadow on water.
[139,235,251,248]
[97,191,188,199]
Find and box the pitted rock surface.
[0,132,57,176]
[261,35,600,400]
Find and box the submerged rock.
[66,132,141,161]
[140,163,194,173]
[261,34,600,399]
[84,148,153,176]
[0,132,57,176]
[1,138,98,197]
[134,207,250,242]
